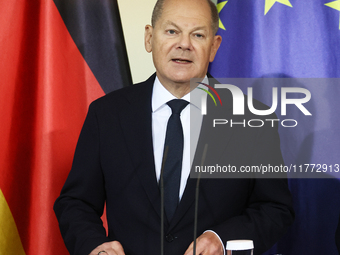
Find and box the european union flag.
[209,0,340,254]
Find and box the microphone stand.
[193,144,208,255]
[160,146,168,255]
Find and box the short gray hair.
[151,0,219,35]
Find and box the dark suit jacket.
[54,74,294,255]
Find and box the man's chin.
[169,74,203,84]
[157,72,205,87]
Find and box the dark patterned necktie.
[163,99,189,221]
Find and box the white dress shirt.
[152,76,205,198]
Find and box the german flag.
[0,0,131,254]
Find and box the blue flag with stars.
[209,0,340,254]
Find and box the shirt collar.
[152,76,208,113]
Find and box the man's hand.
[89,241,125,255]
[184,231,224,255]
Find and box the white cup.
[226,240,254,255]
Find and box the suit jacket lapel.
[118,74,164,221]
[168,76,237,231]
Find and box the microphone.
[193,144,208,255]
[160,146,168,255]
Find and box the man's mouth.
[172,58,192,63]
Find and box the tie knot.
[167,99,189,115]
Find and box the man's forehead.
[162,20,209,31]
[158,1,212,27]
[162,0,211,17]
[163,0,208,6]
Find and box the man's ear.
[144,25,153,53]
[209,35,222,62]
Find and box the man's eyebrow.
[164,21,208,32]
[164,21,181,29]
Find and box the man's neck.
[161,83,191,98]
[156,76,204,99]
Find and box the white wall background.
[118,0,218,84]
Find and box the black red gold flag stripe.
[54,0,132,93]
[0,0,131,254]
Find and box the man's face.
[145,0,221,89]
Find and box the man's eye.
[195,34,204,38]
[167,30,176,35]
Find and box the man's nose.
[177,34,193,51]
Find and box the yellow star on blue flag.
[264,0,293,15]
[325,0,340,29]
[217,1,228,30]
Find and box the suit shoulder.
[242,94,279,120]
[90,74,155,110]
[243,93,271,110]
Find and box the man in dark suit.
[54,0,294,254]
